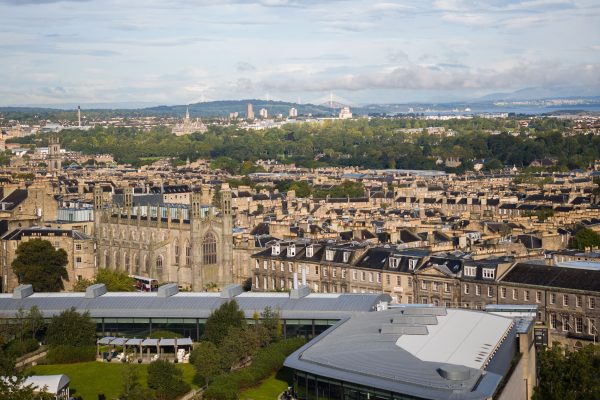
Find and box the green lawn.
[29,361,196,400]
[240,368,292,400]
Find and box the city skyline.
[1,0,599,106]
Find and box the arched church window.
[174,239,180,265]
[156,256,164,276]
[134,253,140,275]
[202,232,217,265]
[185,240,192,266]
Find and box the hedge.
[46,345,96,364]
[203,337,305,400]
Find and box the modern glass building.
[0,283,391,341]
[285,306,520,400]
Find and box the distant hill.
[144,100,335,118]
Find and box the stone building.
[1,226,95,292]
[93,185,233,290]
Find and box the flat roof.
[285,307,515,400]
[0,291,390,320]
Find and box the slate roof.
[0,189,28,210]
[501,263,600,293]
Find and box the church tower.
[48,135,61,172]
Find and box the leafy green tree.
[147,360,190,400]
[219,327,260,371]
[94,269,135,292]
[571,228,600,250]
[191,341,222,386]
[533,343,600,400]
[203,301,246,346]
[11,239,68,292]
[26,306,45,341]
[45,307,96,347]
[72,278,94,292]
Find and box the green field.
[240,368,292,400]
[29,361,196,400]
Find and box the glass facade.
[91,317,338,341]
[294,372,424,400]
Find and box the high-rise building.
[339,106,352,119]
[289,107,298,118]
[247,103,254,120]
[259,108,268,119]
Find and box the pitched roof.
[501,263,600,293]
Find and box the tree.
[571,228,600,250]
[259,306,282,345]
[72,278,94,292]
[94,269,135,292]
[45,307,96,347]
[533,343,600,400]
[203,301,246,346]
[191,341,222,386]
[11,239,68,292]
[0,349,53,400]
[26,306,45,341]
[219,327,260,371]
[147,360,190,400]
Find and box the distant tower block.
[48,135,62,172]
[259,108,268,119]
[289,107,298,118]
[247,103,255,120]
[77,105,82,127]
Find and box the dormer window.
[306,245,314,258]
[326,249,335,261]
[408,258,417,270]
[482,268,495,279]
[343,252,350,263]
[390,257,400,269]
[272,243,280,256]
[464,266,477,277]
[287,244,296,257]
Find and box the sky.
[0,0,599,107]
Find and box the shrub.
[148,330,183,339]
[147,359,190,400]
[6,338,39,357]
[46,345,95,364]
[203,337,305,399]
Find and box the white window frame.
[482,268,495,279]
[464,266,477,277]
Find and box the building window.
[369,272,373,283]
[323,267,328,277]
[287,244,296,257]
[421,297,428,304]
[202,232,217,265]
[576,295,582,308]
[563,295,569,307]
[444,282,450,293]
[550,313,557,330]
[550,293,556,304]
[332,268,337,278]
[288,262,293,273]
[263,260,268,269]
[185,241,191,266]
[408,259,417,270]
[315,266,320,275]
[588,319,596,336]
[501,287,507,298]
[575,317,583,333]
[475,285,480,296]
[432,281,439,292]
[464,284,470,295]
[75,257,82,268]
[377,273,381,283]
[408,277,412,288]
[272,243,280,255]
[342,269,346,279]
[512,289,517,300]
[524,290,530,302]
[386,275,391,285]
[482,268,495,279]
[464,266,476,277]
[306,245,314,258]
[487,286,493,297]
[590,297,596,309]
[325,249,335,261]
[156,256,163,276]
[390,257,400,268]
[75,243,82,251]
[536,291,542,303]
[352,270,357,280]
[174,240,180,265]
[343,252,350,263]
[562,316,569,332]
[422,281,427,290]
[361,271,366,281]
[396,276,401,286]
[408,296,413,304]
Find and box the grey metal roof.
[284,307,515,400]
[0,291,390,320]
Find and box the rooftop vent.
[157,283,178,298]
[85,283,107,298]
[220,284,243,299]
[290,285,310,300]
[12,284,33,299]
[437,365,471,381]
